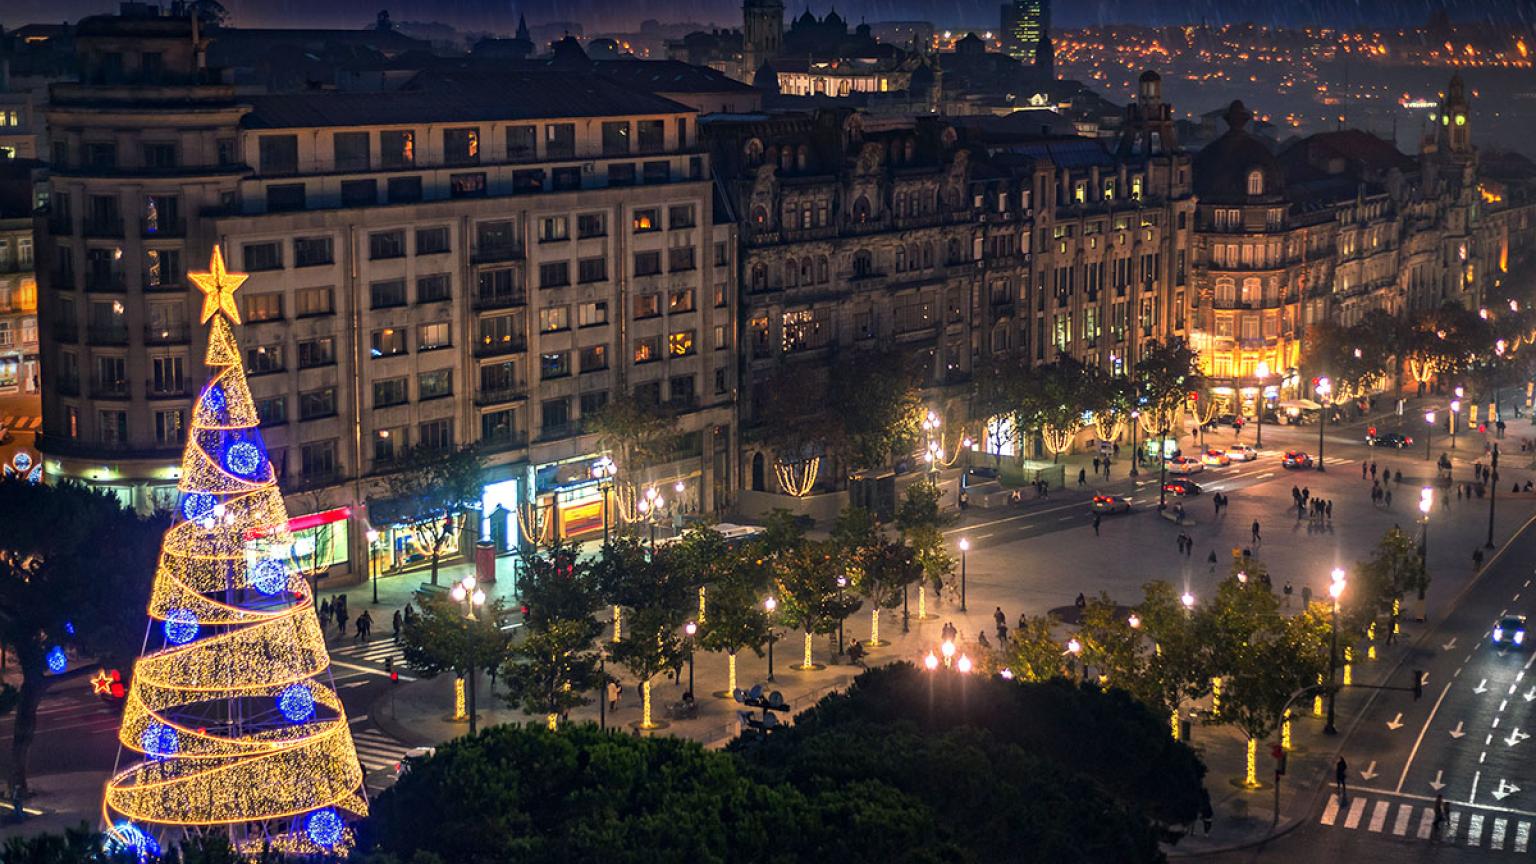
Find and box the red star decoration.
[90,669,114,695]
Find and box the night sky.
[3,0,1535,32]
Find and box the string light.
[773,458,820,497]
[46,646,67,674]
[104,247,366,856]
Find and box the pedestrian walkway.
[347,716,417,792]
[1320,792,1535,852]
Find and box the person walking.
[1326,500,1334,521]
[336,605,349,637]
[1432,793,1447,842]
[1362,461,1368,480]
[1093,456,1101,475]
[1093,513,1102,536]
[1252,519,1262,546]
[1336,757,1349,801]
[356,609,373,643]
[608,680,622,712]
[1384,488,1393,508]
[1199,788,1214,835]
[1370,461,1378,480]
[1078,467,1087,487]
[1283,581,1293,608]
[1074,593,1087,610]
[392,609,403,643]
[320,598,332,628]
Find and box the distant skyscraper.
[1001,0,1049,65]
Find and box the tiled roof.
[592,60,758,94]
[242,73,692,129]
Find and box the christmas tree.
[104,246,367,857]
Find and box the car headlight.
[1495,627,1504,641]
[1517,631,1525,645]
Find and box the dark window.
[340,179,376,207]
[668,246,696,272]
[451,173,487,198]
[602,121,631,156]
[243,242,283,272]
[637,119,665,153]
[368,231,405,260]
[580,343,608,371]
[578,213,606,238]
[580,390,609,417]
[539,262,570,288]
[415,226,450,255]
[298,336,336,368]
[258,135,298,174]
[541,398,570,432]
[217,139,238,166]
[545,124,575,159]
[419,419,454,452]
[255,396,287,426]
[668,205,695,229]
[299,388,337,420]
[300,441,337,477]
[380,130,415,168]
[246,344,283,374]
[84,142,117,169]
[578,257,608,283]
[512,169,545,194]
[373,377,408,407]
[371,279,408,309]
[444,128,480,165]
[142,143,176,170]
[417,273,451,303]
[552,167,581,190]
[294,236,333,267]
[482,409,519,444]
[642,161,670,184]
[419,368,453,399]
[333,131,370,171]
[387,176,422,203]
[634,251,662,276]
[507,125,537,161]
[607,163,636,186]
[266,184,306,212]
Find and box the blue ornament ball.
[45,646,66,674]
[203,384,226,414]
[306,808,345,848]
[250,557,288,595]
[140,722,179,757]
[109,821,161,860]
[181,492,216,522]
[278,683,316,722]
[224,441,263,477]
[162,608,199,645]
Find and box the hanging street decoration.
[103,246,367,857]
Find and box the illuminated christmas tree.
[103,246,367,857]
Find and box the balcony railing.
[85,272,126,293]
[88,325,129,345]
[144,323,190,344]
[472,337,528,358]
[91,378,130,399]
[53,322,79,342]
[141,218,186,238]
[142,275,184,293]
[471,243,524,264]
[472,289,527,310]
[479,430,529,453]
[82,217,124,238]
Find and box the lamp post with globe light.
[683,621,697,695]
[1255,361,1271,448]
[1425,410,1436,461]
[763,597,778,681]
[637,486,666,550]
[450,574,487,733]
[1066,637,1083,683]
[1325,568,1346,735]
[366,528,380,604]
[958,538,970,612]
[591,456,617,542]
[1315,377,1331,471]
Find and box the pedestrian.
[1113,442,1120,458]
[1302,486,1311,504]
[1384,488,1392,508]
[1371,461,1378,480]
[403,602,415,624]
[1473,548,1485,568]
[978,630,991,649]
[994,606,1006,631]
[1199,788,1214,834]
[1362,461,1368,480]
[1074,593,1087,609]
[1093,513,1101,536]
[1104,461,1112,480]
[1457,484,1463,501]
[1292,485,1301,505]
[608,680,622,711]
[320,598,332,625]
[1078,467,1087,487]
[848,639,867,669]
[1326,500,1333,520]
[1252,519,1261,546]
[1018,611,1027,632]
[356,610,373,643]
[958,490,970,510]
[1283,581,1293,608]
[1302,585,1313,606]
[1431,793,1446,841]
[1093,456,1101,475]
[1336,756,1349,801]
[392,609,403,643]
[336,606,348,637]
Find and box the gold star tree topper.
[189,245,248,325]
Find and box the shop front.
[530,454,609,544]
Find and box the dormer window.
[1246,170,1264,196]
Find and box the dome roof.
[1192,101,1284,204]
[796,8,817,25]
[824,7,844,25]
[1139,69,1161,83]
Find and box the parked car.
[1162,478,1203,496]
[1201,449,1232,467]
[1282,450,1315,469]
[1091,494,1132,514]
[1166,456,1205,474]
[1227,444,1259,462]
[1493,615,1528,649]
[1366,431,1412,448]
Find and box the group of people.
[317,594,373,641]
[1291,485,1334,522]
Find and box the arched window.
[894,247,906,272]
[1241,277,1261,306]
[751,205,768,225]
[1215,278,1236,306]
[744,138,764,166]
[816,256,829,283]
[780,147,793,173]
[784,261,798,287]
[751,263,767,292]
[947,238,962,264]
[922,243,933,268]
[852,195,871,223]
[1246,169,1264,196]
[852,250,874,277]
[796,145,809,171]
[800,258,812,284]
[908,244,919,270]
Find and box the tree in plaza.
[500,618,605,729]
[666,524,735,625]
[840,506,921,647]
[400,592,515,735]
[609,604,689,729]
[1074,594,1144,687]
[894,479,954,588]
[516,540,601,628]
[1300,320,1389,404]
[1128,581,1212,738]
[0,480,163,796]
[101,249,369,855]
[1354,526,1429,628]
[586,392,670,496]
[825,348,924,472]
[999,613,1070,681]
[695,549,774,695]
[377,443,485,586]
[1134,337,1202,434]
[969,351,1029,463]
[590,535,660,643]
[773,539,862,669]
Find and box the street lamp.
[958,538,970,612]
[924,651,940,671]
[941,638,956,668]
[637,486,666,550]
[1419,489,1433,578]
[449,574,487,734]
[1066,637,1083,683]
[365,528,380,605]
[1424,410,1436,461]
[1128,612,1142,629]
[1315,377,1331,471]
[684,621,697,696]
[1487,444,1500,550]
[956,654,973,674]
[1181,591,1196,612]
[763,597,778,682]
[591,456,617,543]
[1130,407,1141,477]
[1255,361,1271,448]
[1325,568,1346,735]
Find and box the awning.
[1277,399,1322,410]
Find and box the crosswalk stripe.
[1321,794,1341,826]
[1516,821,1530,852]
[1468,813,1485,846]
[1448,811,1461,840]
[1492,817,1508,850]
[1392,803,1412,836]
[1417,808,1435,839]
[1368,800,1390,832]
[1345,797,1367,829]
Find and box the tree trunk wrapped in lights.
[104,247,366,857]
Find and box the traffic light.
[1271,743,1287,776]
[386,656,398,684]
[1413,669,1424,700]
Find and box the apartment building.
[37,9,736,580]
[0,159,40,394]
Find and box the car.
[1228,444,1259,462]
[1091,494,1132,514]
[1366,432,1412,448]
[1201,449,1232,467]
[1163,478,1203,496]
[1282,450,1314,469]
[1493,615,1528,649]
[1166,456,1205,474]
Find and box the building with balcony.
[36,8,737,582]
[0,159,41,394]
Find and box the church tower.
[743,0,785,83]
[1437,73,1472,157]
